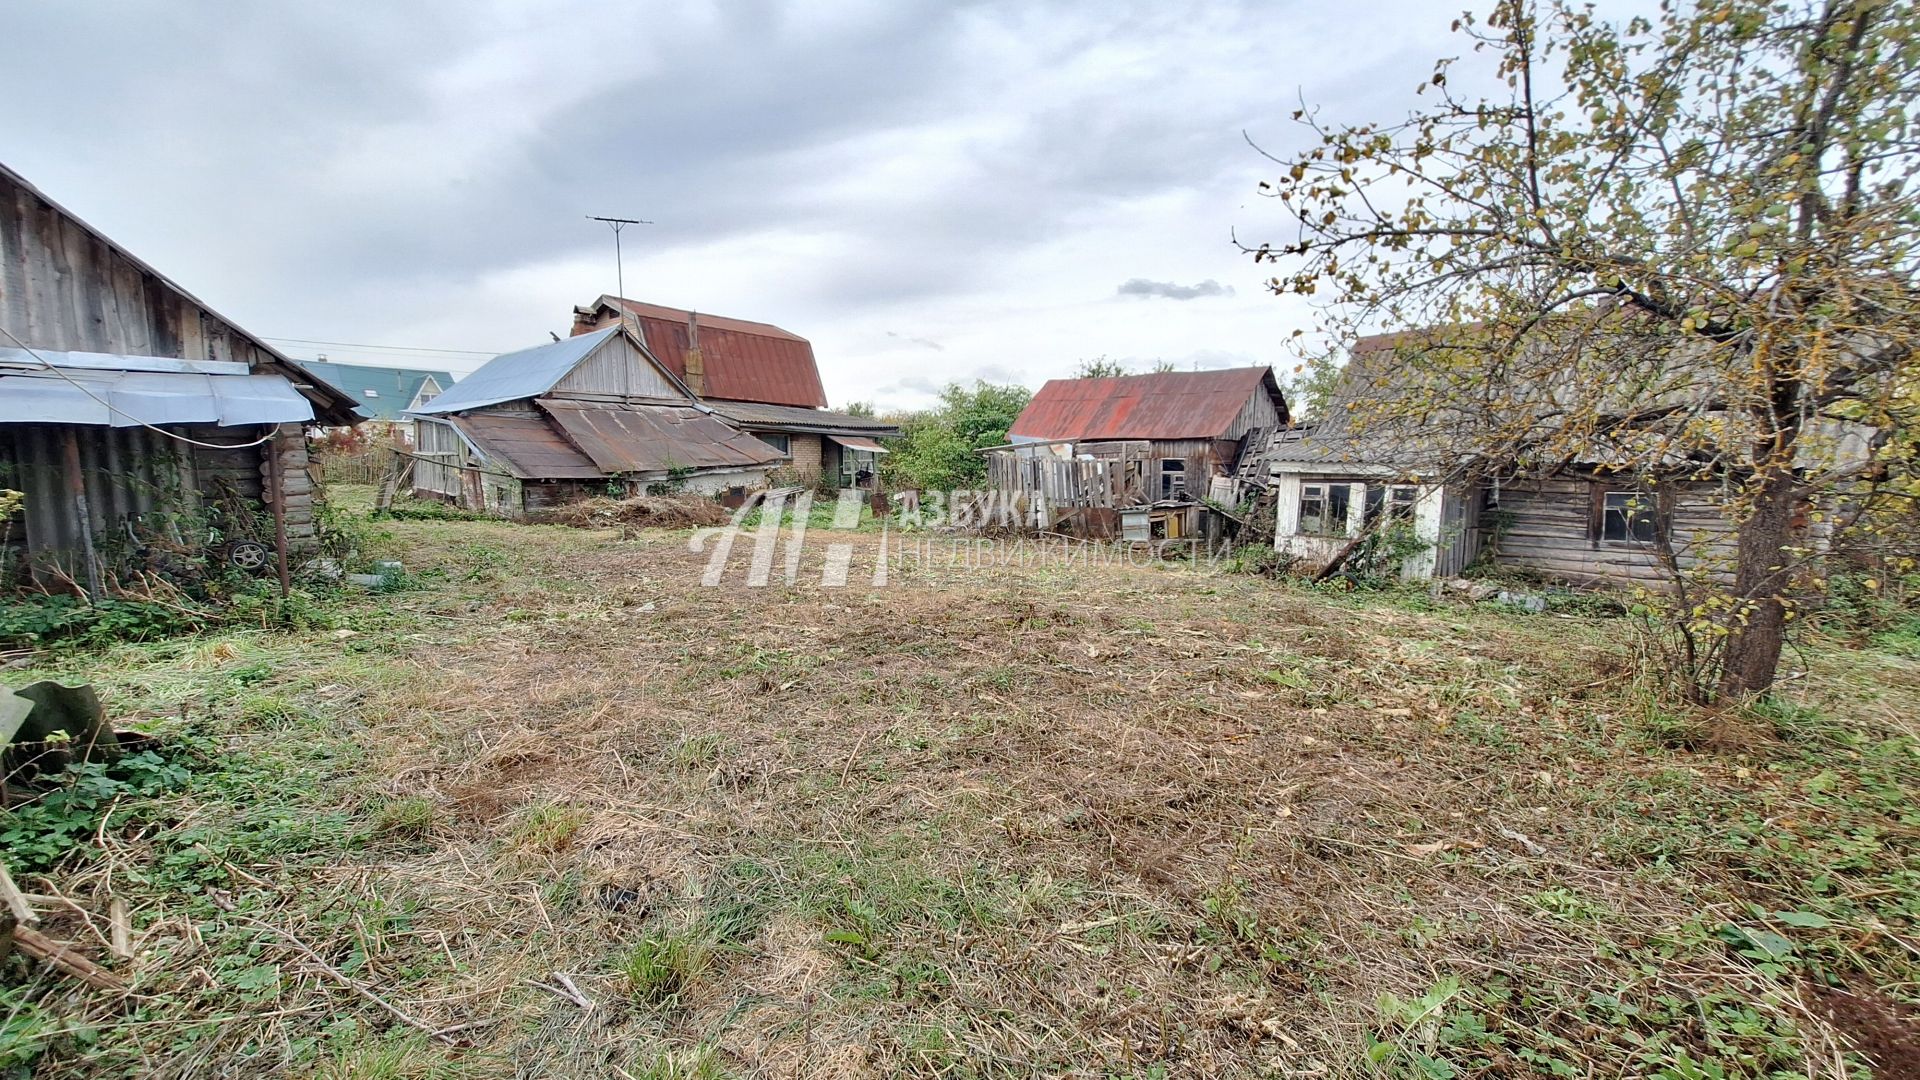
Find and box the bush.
[0,595,202,647]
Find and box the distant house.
[300,362,453,437]
[1265,330,1846,587]
[0,162,361,591]
[408,326,784,516]
[570,297,897,483]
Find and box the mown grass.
[0,485,1914,1077]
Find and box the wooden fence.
[984,451,1149,509]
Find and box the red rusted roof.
[539,399,785,475]
[1009,367,1287,442]
[574,297,828,409]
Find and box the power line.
[259,336,499,357]
[0,322,280,449]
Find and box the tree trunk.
[1718,468,1800,700]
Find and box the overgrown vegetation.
[879,380,1031,492]
[0,490,1911,1076]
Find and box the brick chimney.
[683,311,706,397]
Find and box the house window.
[756,432,791,456]
[1160,459,1186,500]
[1298,482,1352,536]
[1601,491,1664,544]
[1365,484,1418,523]
[840,449,877,485]
[362,389,379,398]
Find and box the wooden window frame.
[1590,486,1667,547]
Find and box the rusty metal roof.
[1009,367,1288,442]
[703,399,899,437]
[577,297,828,408]
[539,399,785,475]
[445,412,602,480]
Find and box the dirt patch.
[1812,981,1920,1076]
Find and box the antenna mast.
[586,215,653,332]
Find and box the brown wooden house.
[569,297,897,483]
[999,367,1290,504]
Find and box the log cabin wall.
[1487,475,1737,587]
[0,168,334,565]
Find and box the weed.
[669,732,727,768]
[510,802,589,852]
[624,1045,727,1080]
[620,927,714,1005]
[371,796,436,840]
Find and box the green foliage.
[371,796,436,841]
[620,927,714,1005]
[1336,524,1430,589]
[0,747,195,872]
[1073,356,1129,378]
[0,595,202,647]
[1251,0,1920,699]
[881,381,1032,492]
[374,500,491,523]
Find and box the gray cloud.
[1116,278,1235,301]
[0,0,1473,405]
[886,332,946,352]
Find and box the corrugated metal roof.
[412,328,621,415]
[704,399,899,436]
[444,413,603,480]
[299,361,455,421]
[539,400,785,475]
[1009,367,1285,441]
[579,298,828,408]
[829,435,890,454]
[0,364,314,427]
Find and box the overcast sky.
[3,0,1461,411]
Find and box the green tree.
[881,381,1033,491]
[1074,357,1129,378]
[841,401,876,417]
[1250,0,1920,700]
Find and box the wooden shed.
[0,162,361,592]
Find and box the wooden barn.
[408,326,786,516]
[0,162,361,593]
[1006,368,1289,497]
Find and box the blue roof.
[297,361,455,421]
[411,328,620,415]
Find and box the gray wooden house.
[408,326,785,516]
[1266,332,1788,587]
[0,162,361,592]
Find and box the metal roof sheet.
[0,365,314,427]
[829,435,890,454]
[0,161,363,425]
[1009,367,1285,441]
[539,399,785,475]
[412,328,621,415]
[582,298,828,408]
[299,361,455,421]
[704,399,899,436]
[443,412,603,480]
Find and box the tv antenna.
[587,215,652,328]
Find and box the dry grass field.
[5,492,1918,1078]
